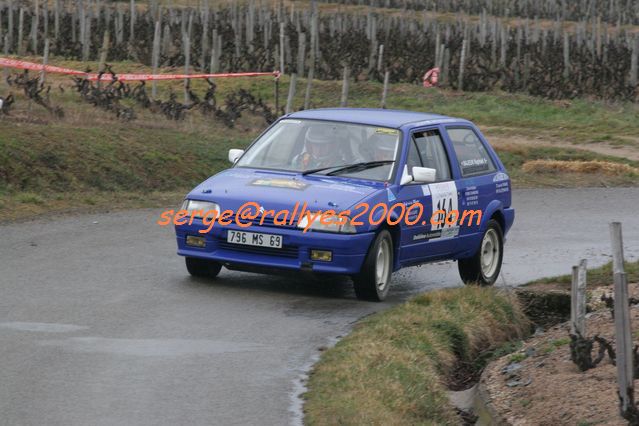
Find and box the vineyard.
[0,0,637,103]
[318,0,639,25]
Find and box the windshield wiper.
[325,160,394,176]
[301,164,350,176]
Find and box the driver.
[369,133,397,162]
[293,124,346,170]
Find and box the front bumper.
[175,221,375,275]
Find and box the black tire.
[353,230,393,301]
[458,219,503,286]
[185,257,222,278]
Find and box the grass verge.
[303,286,529,425]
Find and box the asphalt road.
[1,188,638,426]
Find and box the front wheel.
[185,257,222,278]
[353,230,393,301]
[458,219,503,286]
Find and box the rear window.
[446,127,496,177]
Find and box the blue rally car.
[174,108,514,301]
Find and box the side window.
[413,130,451,182]
[406,139,422,174]
[447,127,496,177]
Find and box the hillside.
[1,58,639,222]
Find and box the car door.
[396,127,459,264]
[442,126,500,251]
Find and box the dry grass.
[303,286,529,425]
[522,159,639,176]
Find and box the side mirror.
[412,166,437,184]
[228,149,244,164]
[400,165,413,185]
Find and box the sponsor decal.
[496,181,510,194]
[493,172,509,182]
[441,226,460,239]
[250,178,308,190]
[463,185,480,206]
[374,127,399,135]
[413,230,442,241]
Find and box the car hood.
[187,168,384,212]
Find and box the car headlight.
[181,199,220,218]
[297,213,356,233]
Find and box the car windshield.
[235,119,401,181]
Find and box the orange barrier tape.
[0,58,85,75]
[0,57,281,81]
[87,71,281,81]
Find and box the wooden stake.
[279,22,285,75]
[381,70,389,108]
[610,222,634,417]
[377,43,384,73]
[297,31,306,78]
[630,35,638,87]
[183,32,190,103]
[304,10,317,110]
[129,0,135,43]
[8,0,14,51]
[98,30,110,74]
[39,38,49,85]
[17,7,24,56]
[285,73,297,114]
[3,35,8,81]
[563,31,570,79]
[151,21,161,98]
[31,0,38,54]
[54,0,60,39]
[340,65,349,107]
[458,38,467,90]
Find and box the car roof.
[287,108,465,129]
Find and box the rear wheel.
[185,257,222,278]
[353,230,393,301]
[458,219,503,286]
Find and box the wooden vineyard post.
[570,259,587,336]
[17,7,24,56]
[183,32,190,104]
[151,21,161,98]
[630,35,638,87]
[563,31,570,79]
[610,222,637,421]
[340,66,349,107]
[279,22,285,76]
[285,73,297,114]
[458,38,467,91]
[129,0,135,44]
[39,38,49,86]
[377,44,384,73]
[274,76,280,116]
[297,31,305,78]
[303,8,318,111]
[381,70,389,109]
[3,35,8,81]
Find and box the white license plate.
[227,230,283,249]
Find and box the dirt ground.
[489,133,639,162]
[481,283,639,425]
